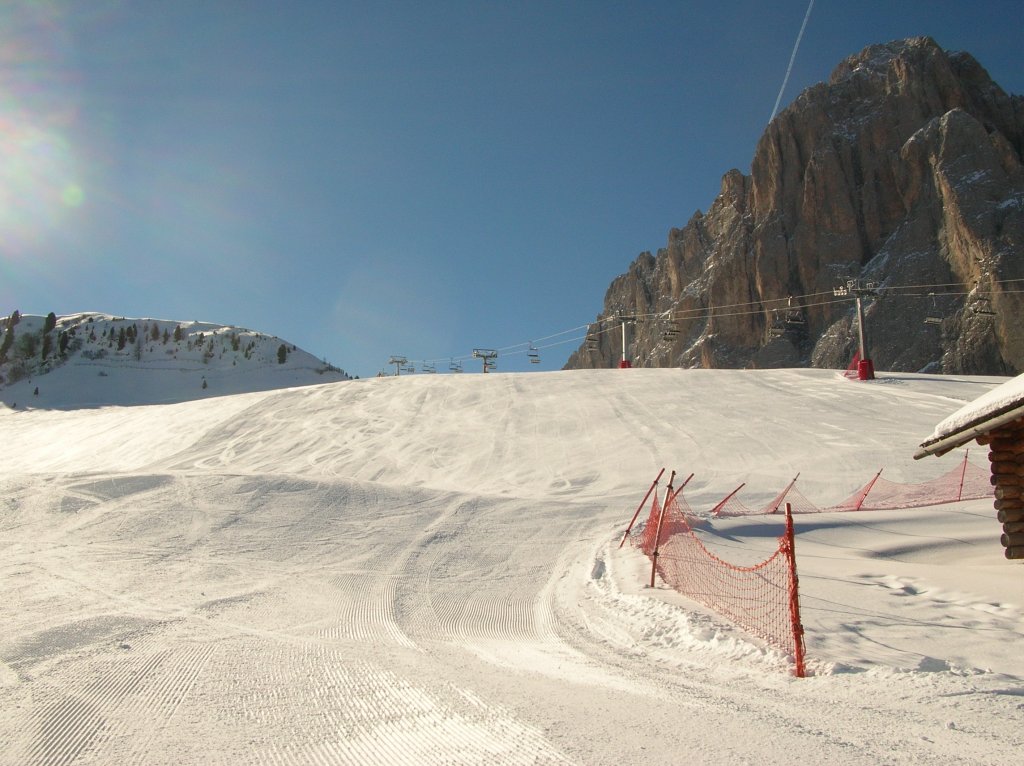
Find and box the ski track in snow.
[1,369,1022,764]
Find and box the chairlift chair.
[766,309,786,339]
[923,292,943,325]
[784,297,804,326]
[528,343,540,364]
[971,297,996,316]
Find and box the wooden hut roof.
[915,373,1024,458]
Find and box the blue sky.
[2,1,1021,377]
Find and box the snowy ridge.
[0,312,350,407]
[0,368,1021,764]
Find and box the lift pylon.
[472,348,498,373]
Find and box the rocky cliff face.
[566,38,1024,375]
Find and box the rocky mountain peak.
[567,38,1024,375]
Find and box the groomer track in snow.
[0,368,1021,764]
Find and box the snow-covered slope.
[1,368,1020,764]
[0,312,350,408]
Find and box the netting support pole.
[957,451,969,502]
[669,472,694,504]
[766,473,800,514]
[784,503,807,678]
[711,483,746,516]
[854,469,883,511]
[618,468,665,548]
[650,471,676,588]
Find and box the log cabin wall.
[978,415,1024,560]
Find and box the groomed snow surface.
[1,368,1021,765]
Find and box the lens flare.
[0,1,83,257]
[61,182,84,208]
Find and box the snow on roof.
[917,372,1024,457]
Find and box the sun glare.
[0,2,84,254]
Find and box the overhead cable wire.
[401,277,1019,370]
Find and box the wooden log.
[976,434,992,446]
[988,450,1021,463]
[992,439,1024,454]
[995,485,1022,500]
[994,498,1024,512]
[988,451,1006,462]
[992,472,1021,487]
[997,507,1024,524]
[1001,532,1024,548]
[1005,546,1024,560]
[1003,521,1024,535]
[991,461,1019,476]
[990,439,1022,453]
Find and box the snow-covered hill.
[1,367,1020,764]
[0,312,350,407]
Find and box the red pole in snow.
[853,469,883,511]
[765,473,800,514]
[711,483,746,517]
[618,468,665,548]
[650,471,676,588]
[956,451,969,502]
[784,503,807,678]
[668,473,694,503]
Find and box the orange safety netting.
[842,351,862,380]
[712,453,992,517]
[632,487,806,676]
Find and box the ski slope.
[1,368,1021,765]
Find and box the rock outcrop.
[566,38,1024,375]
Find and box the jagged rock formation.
[566,37,1024,375]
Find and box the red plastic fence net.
[842,351,862,380]
[633,489,806,675]
[636,487,702,553]
[713,454,992,517]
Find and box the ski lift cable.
[399,279,1022,369]
[882,277,1024,294]
[496,323,593,352]
[662,289,836,319]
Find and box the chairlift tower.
[833,279,880,380]
[387,355,408,376]
[615,312,635,369]
[472,348,498,373]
